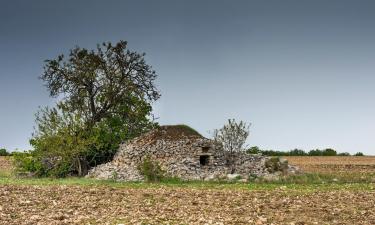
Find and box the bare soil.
[1,185,375,225]
[2,156,375,224]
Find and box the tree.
[27,40,160,177]
[0,148,9,156]
[338,152,351,156]
[213,119,250,173]
[354,152,364,156]
[289,149,307,156]
[308,149,322,156]
[247,146,261,154]
[41,40,160,129]
[322,148,337,156]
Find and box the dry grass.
[0,156,13,177]
[284,156,375,174]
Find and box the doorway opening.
[200,155,210,166]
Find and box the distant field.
[285,156,375,174]
[0,156,12,177]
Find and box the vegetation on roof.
[161,125,202,137]
[134,124,203,144]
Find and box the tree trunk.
[77,157,89,176]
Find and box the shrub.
[247,147,349,157]
[111,171,119,181]
[137,156,165,182]
[12,150,74,178]
[308,148,337,156]
[171,124,202,137]
[354,152,364,156]
[12,151,46,176]
[338,152,350,156]
[247,146,261,154]
[248,173,258,181]
[321,148,337,156]
[289,149,308,156]
[0,148,9,156]
[265,157,288,174]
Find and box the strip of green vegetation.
[0,171,11,178]
[0,176,373,192]
[1,155,374,192]
[247,146,365,156]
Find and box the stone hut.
[87,125,294,181]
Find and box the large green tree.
[29,40,160,177]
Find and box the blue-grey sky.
[1,0,374,154]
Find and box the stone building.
[87,125,294,181]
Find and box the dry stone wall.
[87,126,296,181]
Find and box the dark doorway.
[200,155,210,166]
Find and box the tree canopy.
[24,40,160,177]
[0,148,9,156]
[41,40,160,128]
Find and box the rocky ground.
[1,184,375,225]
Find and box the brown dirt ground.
[1,185,375,225]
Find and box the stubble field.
[284,156,375,182]
[1,156,375,225]
[0,156,12,177]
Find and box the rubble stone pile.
[87,125,298,181]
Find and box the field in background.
[0,156,13,177]
[285,156,375,180]
[283,156,375,184]
[1,156,375,224]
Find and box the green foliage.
[264,157,288,173]
[289,149,308,156]
[248,148,308,156]
[247,146,261,154]
[137,156,165,182]
[354,152,364,156]
[248,173,258,182]
[248,146,355,156]
[213,119,251,173]
[171,124,202,136]
[15,40,160,177]
[12,151,45,176]
[338,152,351,156]
[111,171,119,181]
[308,148,337,156]
[0,148,9,156]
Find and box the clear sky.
[0,0,374,154]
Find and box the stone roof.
[130,125,204,147]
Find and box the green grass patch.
[0,176,373,192]
[1,154,374,192]
[0,171,12,178]
[261,172,375,184]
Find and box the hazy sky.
[1,0,374,154]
